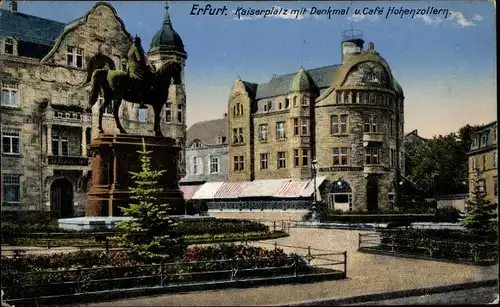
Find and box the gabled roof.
[254,64,340,100]
[186,117,228,146]
[0,8,66,46]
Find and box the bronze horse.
[86,60,182,137]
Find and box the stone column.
[81,127,87,157]
[47,124,52,155]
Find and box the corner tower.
[148,2,188,178]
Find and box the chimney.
[10,1,18,13]
[223,113,227,118]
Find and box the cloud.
[416,11,483,27]
[232,6,307,21]
[415,14,443,25]
[347,14,380,22]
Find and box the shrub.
[434,205,462,223]
[175,219,268,236]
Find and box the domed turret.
[290,67,318,93]
[149,3,186,55]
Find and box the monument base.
[85,134,185,217]
[58,215,215,231]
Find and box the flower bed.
[1,244,309,299]
[372,228,498,264]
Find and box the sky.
[1,0,497,138]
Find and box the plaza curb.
[286,278,499,306]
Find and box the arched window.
[239,103,243,116]
[327,180,353,212]
[233,105,237,117]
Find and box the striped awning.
[275,179,309,198]
[179,185,202,200]
[214,181,251,198]
[240,179,288,198]
[191,182,224,200]
[299,176,328,199]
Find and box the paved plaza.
[60,227,497,306]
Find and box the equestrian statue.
[85,36,182,137]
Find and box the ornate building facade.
[468,121,498,205]
[0,1,187,219]
[227,31,405,212]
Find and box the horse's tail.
[88,70,105,108]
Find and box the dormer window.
[293,96,298,107]
[481,134,488,146]
[284,98,290,109]
[363,72,379,83]
[278,101,282,110]
[67,46,84,68]
[4,38,14,54]
[263,101,272,112]
[193,141,201,149]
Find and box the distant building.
[181,114,229,185]
[224,31,405,212]
[0,2,187,219]
[404,129,427,144]
[467,121,498,204]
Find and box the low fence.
[1,242,347,306]
[358,231,498,264]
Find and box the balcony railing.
[363,165,386,174]
[363,133,384,146]
[47,155,89,166]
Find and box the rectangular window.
[365,147,380,165]
[276,122,286,140]
[471,157,476,171]
[137,108,147,122]
[390,149,396,167]
[259,124,268,141]
[165,103,172,122]
[341,147,348,165]
[493,151,497,168]
[494,176,498,196]
[294,149,299,167]
[234,156,244,171]
[260,153,268,170]
[210,156,219,174]
[66,46,84,68]
[343,92,349,104]
[277,151,286,169]
[301,96,309,106]
[5,38,14,54]
[493,128,497,142]
[340,115,348,134]
[301,118,308,135]
[293,118,299,136]
[193,157,199,174]
[302,149,308,167]
[2,130,20,155]
[177,105,183,123]
[483,154,487,170]
[481,134,488,146]
[332,147,339,165]
[51,133,69,156]
[331,115,339,134]
[284,98,290,109]
[336,92,342,104]
[232,128,238,144]
[238,128,244,143]
[389,118,394,136]
[3,174,20,202]
[364,115,378,133]
[1,81,20,108]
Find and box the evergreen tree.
[462,170,498,234]
[114,138,182,262]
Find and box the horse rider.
[127,36,151,108]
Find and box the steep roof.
[0,8,66,46]
[290,67,318,93]
[254,64,340,100]
[186,117,228,146]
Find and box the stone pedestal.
[85,134,185,217]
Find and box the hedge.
[1,244,308,299]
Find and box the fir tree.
[462,170,498,234]
[114,138,182,262]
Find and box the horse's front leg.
[153,103,163,137]
[113,99,127,134]
[98,99,106,134]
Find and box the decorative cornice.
[41,2,133,64]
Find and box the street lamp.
[311,159,318,222]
